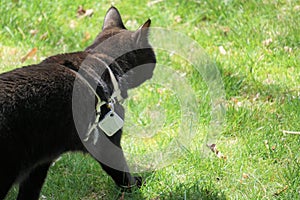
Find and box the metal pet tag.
[98,110,124,136]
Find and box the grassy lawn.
[1,0,299,199]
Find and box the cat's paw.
[133,176,143,188]
[119,176,144,191]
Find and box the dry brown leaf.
[242,173,249,179]
[222,26,230,35]
[77,6,93,18]
[77,5,86,16]
[231,97,242,107]
[84,9,94,17]
[207,144,227,160]
[21,47,38,63]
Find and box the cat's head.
[85,7,156,96]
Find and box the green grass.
[1,0,299,199]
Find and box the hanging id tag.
[98,110,124,136]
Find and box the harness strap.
[67,55,123,143]
[72,69,106,113]
[91,55,123,103]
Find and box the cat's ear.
[102,6,126,30]
[132,19,151,44]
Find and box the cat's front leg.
[94,129,142,189]
[17,162,52,200]
[99,161,142,189]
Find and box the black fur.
[0,6,156,200]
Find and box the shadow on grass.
[156,187,226,200]
[120,184,226,200]
[110,170,227,200]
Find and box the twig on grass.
[274,185,288,196]
[282,130,300,135]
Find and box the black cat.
[0,6,156,200]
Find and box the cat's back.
[0,61,78,137]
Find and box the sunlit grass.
[1,0,299,199]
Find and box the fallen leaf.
[223,26,230,33]
[77,6,94,18]
[207,144,227,160]
[21,47,38,63]
[77,5,86,16]
[242,173,249,179]
[231,97,242,107]
[222,26,230,36]
[84,9,94,17]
